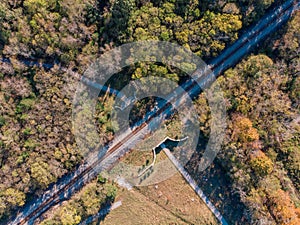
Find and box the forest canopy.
[0,0,299,224]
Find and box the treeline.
[193,10,300,224]
[0,0,100,221]
[40,175,117,225]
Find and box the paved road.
[5,1,300,224]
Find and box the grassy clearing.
[102,173,218,225]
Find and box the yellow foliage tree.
[2,188,25,207]
[30,160,56,189]
[250,150,273,176]
[233,115,259,143]
[59,204,81,225]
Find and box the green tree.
[24,0,59,14]
[30,160,56,188]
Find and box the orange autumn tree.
[232,115,259,143]
[268,189,300,225]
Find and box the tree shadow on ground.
[184,135,248,225]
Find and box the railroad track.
[6,1,299,224]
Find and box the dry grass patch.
[102,173,217,225]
